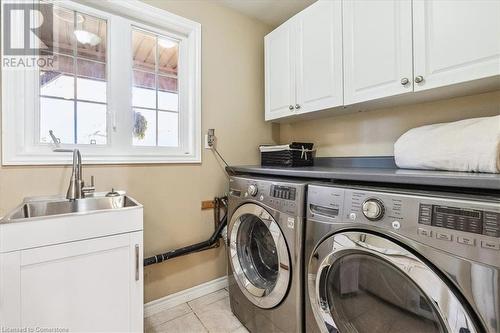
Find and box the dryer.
[227,176,306,333]
[305,183,500,333]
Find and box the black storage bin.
[260,142,314,167]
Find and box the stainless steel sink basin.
[4,195,139,221]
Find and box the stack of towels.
[394,115,500,173]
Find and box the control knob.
[362,199,385,221]
[248,184,258,196]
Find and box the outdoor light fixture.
[74,30,101,46]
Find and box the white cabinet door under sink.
[0,232,143,332]
[265,22,295,120]
[413,0,500,91]
[343,0,413,104]
[295,0,343,113]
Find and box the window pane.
[158,76,178,111]
[40,54,74,99]
[133,30,156,72]
[40,52,74,75]
[76,102,107,144]
[40,74,74,100]
[75,12,107,62]
[39,6,75,56]
[133,70,156,109]
[133,108,156,146]
[158,37,178,76]
[77,59,106,102]
[158,112,178,147]
[40,97,74,144]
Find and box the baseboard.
[144,276,228,317]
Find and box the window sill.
[2,153,202,166]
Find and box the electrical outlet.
[205,128,215,149]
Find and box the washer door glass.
[325,253,444,333]
[229,203,291,309]
[237,214,279,291]
[310,232,479,333]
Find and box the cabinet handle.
[288,105,294,110]
[295,104,301,109]
[135,244,139,281]
[414,75,424,83]
[400,77,409,85]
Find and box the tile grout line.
[187,288,229,313]
[150,310,198,332]
[147,303,194,331]
[192,310,210,333]
[148,288,239,332]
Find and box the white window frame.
[1,0,201,165]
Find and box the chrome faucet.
[49,131,95,200]
[66,149,95,200]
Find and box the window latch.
[49,130,73,153]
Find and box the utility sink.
[0,192,143,253]
[5,195,139,221]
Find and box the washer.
[227,176,306,333]
[305,183,500,333]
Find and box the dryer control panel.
[229,176,306,217]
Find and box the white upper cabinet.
[295,0,343,114]
[343,0,413,104]
[265,0,343,121]
[413,0,500,91]
[265,23,295,120]
[265,0,500,121]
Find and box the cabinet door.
[0,232,143,332]
[413,0,500,91]
[265,22,295,121]
[343,0,413,104]
[295,0,343,113]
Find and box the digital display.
[434,206,481,219]
[270,185,296,201]
[419,204,500,237]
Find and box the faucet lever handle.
[82,175,96,197]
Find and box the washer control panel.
[307,183,500,267]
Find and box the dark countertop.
[227,157,500,191]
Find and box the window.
[2,0,201,165]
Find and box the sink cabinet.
[0,195,144,332]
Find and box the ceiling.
[219,0,317,27]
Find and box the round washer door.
[309,231,480,333]
[229,203,291,309]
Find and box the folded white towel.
[394,115,500,173]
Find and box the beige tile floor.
[145,288,248,333]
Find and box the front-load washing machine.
[227,176,306,333]
[305,183,499,333]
